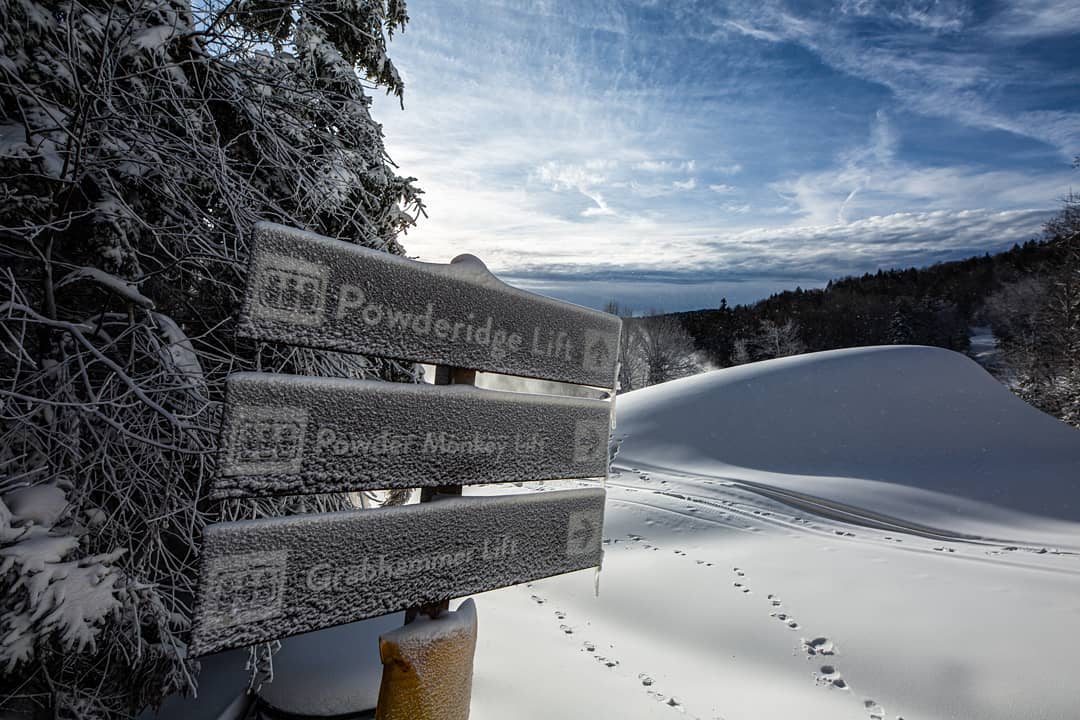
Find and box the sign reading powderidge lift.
[189,223,622,658]
[238,223,621,388]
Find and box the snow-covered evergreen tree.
[888,305,914,344]
[0,1,423,716]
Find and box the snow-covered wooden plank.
[238,222,622,388]
[212,372,612,498]
[189,488,605,656]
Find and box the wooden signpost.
[190,222,622,715]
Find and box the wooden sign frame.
[191,224,622,656]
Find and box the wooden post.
[376,599,478,720]
[405,364,475,624]
[379,365,479,719]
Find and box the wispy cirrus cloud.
[986,0,1080,38]
[372,0,1079,311]
[708,0,1080,159]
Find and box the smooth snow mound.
[616,346,1080,534]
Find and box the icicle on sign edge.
[236,222,622,389]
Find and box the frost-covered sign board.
[191,223,620,658]
[189,489,605,655]
[237,222,622,387]
[213,372,612,498]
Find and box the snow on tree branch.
[1,1,423,716]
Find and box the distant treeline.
[670,238,1064,368]
[619,191,1078,426]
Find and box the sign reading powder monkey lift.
[189,223,621,657]
[213,372,611,499]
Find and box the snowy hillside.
[469,346,1080,720]
[616,345,1080,546]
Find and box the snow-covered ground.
[469,346,1080,720]
[163,345,1080,720]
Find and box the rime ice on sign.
[199,550,288,633]
[238,223,622,387]
[189,488,605,656]
[191,222,622,660]
[222,406,308,477]
[250,255,328,326]
[214,372,613,498]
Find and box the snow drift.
[467,345,1080,720]
[616,345,1080,545]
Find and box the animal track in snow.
[815,664,848,690]
[863,699,885,719]
[731,567,753,595]
[645,690,686,713]
[559,624,574,635]
[530,594,546,605]
[664,697,684,712]
[802,637,836,656]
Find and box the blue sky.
[370,0,1080,312]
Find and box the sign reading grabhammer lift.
[189,488,605,655]
[238,222,622,387]
[214,372,612,498]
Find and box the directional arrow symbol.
[582,329,615,372]
[590,339,610,366]
[573,420,602,462]
[566,510,601,556]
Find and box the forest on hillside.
[617,191,1080,428]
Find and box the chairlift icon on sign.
[251,255,329,327]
